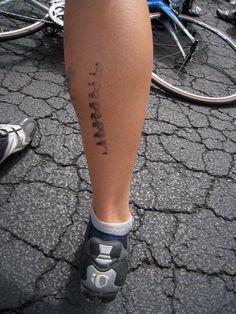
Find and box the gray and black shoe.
[0,117,37,164]
[182,4,202,16]
[80,222,129,303]
[216,8,236,23]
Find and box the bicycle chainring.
[49,1,65,27]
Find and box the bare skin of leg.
[64,0,153,223]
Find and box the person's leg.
[64,0,153,300]
[64,0,153,224]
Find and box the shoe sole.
[80,283,117,303]
[217,15,236,23]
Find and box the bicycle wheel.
[151,13,236,105]
[0,0,50,41]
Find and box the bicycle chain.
[0,10,53,24]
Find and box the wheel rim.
[0,0,49,39]
[151,13,236,104]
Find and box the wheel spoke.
[152,14,236,104]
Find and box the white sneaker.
[0,117,37,163]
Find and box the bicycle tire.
[0,1,50,41]
[151,13,236,105]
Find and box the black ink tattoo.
[88,63,108,155]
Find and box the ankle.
[89,205,133,239]
[92,202,132,223]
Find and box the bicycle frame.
[148,0,195,59]
[0,0,195,60]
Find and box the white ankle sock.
[90,206,133,236]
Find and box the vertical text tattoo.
[88,63,108,155]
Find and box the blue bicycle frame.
[148,0,195,58]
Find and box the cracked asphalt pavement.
[0,1,236,313]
